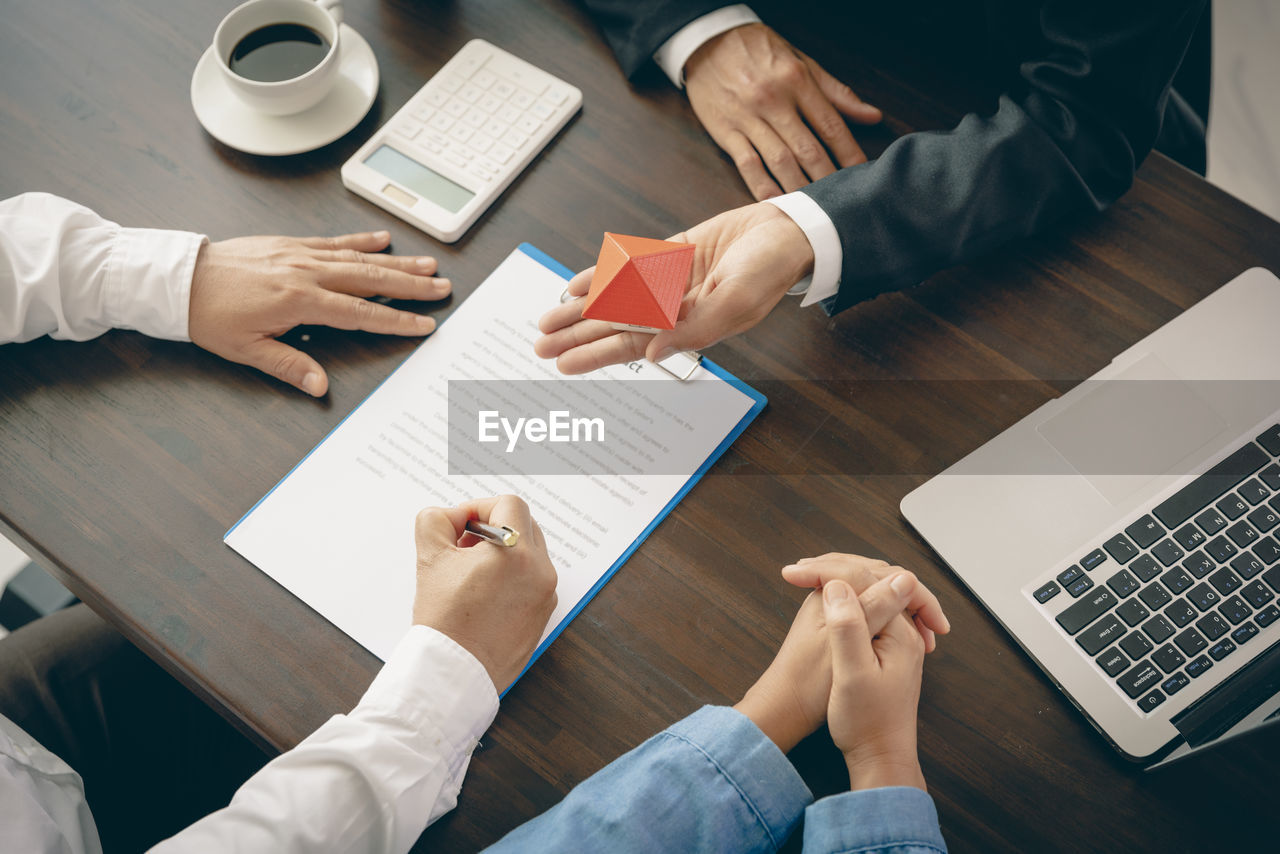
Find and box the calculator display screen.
[364,145,475,213]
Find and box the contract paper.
[225,245,763,669]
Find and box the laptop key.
[1096,647,1130,677]
[1154,442,1268,528]
[1152,539,1185,566]
[1173,523,1206,550]
[1231,621,1259,644]
[1264,565,1280,593]
[1164,599,1196,628]
[1080,548,1107,572]
[1196,612,1229,640]
[1142,614,1175,643]
[1103,533,1138,564]
[1206,535,1238,563]
[1257,424,1280,456]
[1137,689,1166,712]
[1186,655,1213,678]
[1208,638,1237,660]
[1187,582,1221,611]
[1067,575,1094,597]
[1249,506,1279,533]
[1226,520,1259,548]
[1139,582,1172,610]
[1256,603,1280,628]
[1239,478,1271,506]
[1151,643,1186,673]
[1260,463,1280,491]
[1116,598,1150,626]
[1182,551,1215,579]
[1160,567,1192,595]
[1077,614,1126,656]
[1218,595,1253,625]
[1217,494,1249,521]
[1055,588,1117,634]
[1195,508,1228,536]
[1161,672,1190,696]
[1057,564,1084,586]
[1117,661,1162,699]
[1209,567,1242,595]
[1129,554,1162,583]
[1253,536,1280,566]
[1033,581,1061,604]
[1106,569,1139,598]
[1173,626,1207,655]
[1120,631,1154,659]
[1241,581,1273,608]
[1231,552,1264,580]
[1125,515,1165,549]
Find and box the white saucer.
[191,24,379,156]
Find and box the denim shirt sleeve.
[802,787,947,854]
[484,705,812,853]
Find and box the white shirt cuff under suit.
[765,192,843,306]
[653,5,762,88]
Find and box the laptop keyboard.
[1033,423,1280,714]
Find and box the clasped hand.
[735,554,951,791]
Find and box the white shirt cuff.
[107,226,205,341]
[353,624,499,786]
[653,5,761,88]
[764,192,842,306]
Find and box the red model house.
[581,233,695,331]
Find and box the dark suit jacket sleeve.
[577,0,737,78]
[802,0,1206,315]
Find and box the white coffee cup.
[213,0,345,116]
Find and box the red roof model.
[581,233,694,331]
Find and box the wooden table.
[3,1,1278,850]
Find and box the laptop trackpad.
[1037,354,1227,505]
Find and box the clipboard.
[225,244,767,692]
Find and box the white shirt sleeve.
[152,625,499,854]
[0,192,203,344]
[652,5,762,88]
[764,192,843,306]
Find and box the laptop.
[901,267,1280,767]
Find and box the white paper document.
[226,246,763,670]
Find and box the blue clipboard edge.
[222,243,768,697]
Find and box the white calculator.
[341,40,582,243]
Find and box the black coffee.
[228,23,330,83]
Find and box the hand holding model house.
[580,233,694,333]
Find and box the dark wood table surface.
[3,1,1278,851]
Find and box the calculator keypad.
[381,48,575,190]
[345,40,582,242]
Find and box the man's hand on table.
[534,203,813,374]
[683,23,882,201]
[188,231,451,397]
[412,495,559,691]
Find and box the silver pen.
[465,520,519,547]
